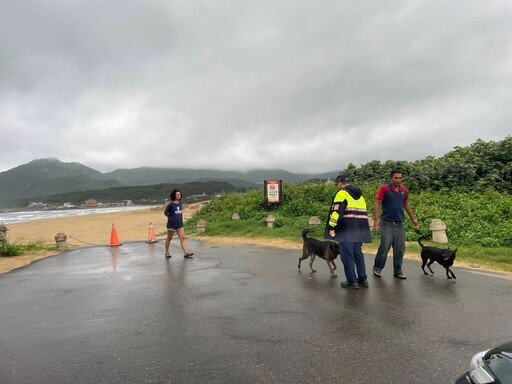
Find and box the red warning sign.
[264,180,282,204]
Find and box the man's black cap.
[335,174,349,182]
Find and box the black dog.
[298,228,339,277]
[418,235,457,279]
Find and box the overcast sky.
[0,0,510,174]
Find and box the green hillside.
[0,158,121,207]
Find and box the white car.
[456,341,512,383]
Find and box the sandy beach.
[0,203,203,274]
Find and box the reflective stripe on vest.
[335,190,368,220]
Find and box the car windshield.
[486,352,512,384]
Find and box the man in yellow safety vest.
[325,174,372,289]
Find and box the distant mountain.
[103,167,338,186]
[0,159,122,207]
[103,167,259,188]
[0,158,340,208]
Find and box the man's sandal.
[394,273,407,279]
[373,270,382,277]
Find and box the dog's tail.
[418,235,425,249]
[301,227,314,241]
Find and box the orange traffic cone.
[146,222,158,244]
[109,223,121,247]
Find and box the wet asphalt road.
[1,239,511,384]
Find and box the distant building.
[85,199,98,207]
[28,202,46,208]
[187,192,208,201]
[60,202,76,208]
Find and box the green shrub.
[0,242,24,257]
[187,183,512,247]
[0,241,53,257]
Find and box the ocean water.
[0,206,156,225]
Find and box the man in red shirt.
[372,170,420,279]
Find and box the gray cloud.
[1,0,510,173]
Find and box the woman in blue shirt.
[164,189,194,258]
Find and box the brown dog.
[418,235,457,279]
[298,228,339,277]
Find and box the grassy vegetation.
[185,183,512,273]
[0,241,54,257]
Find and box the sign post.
[264,180,282,207]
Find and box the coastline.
[0,205,160,225]
[0,204,199,274]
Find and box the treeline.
[341,136,511,194]
[26,181,248,206]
